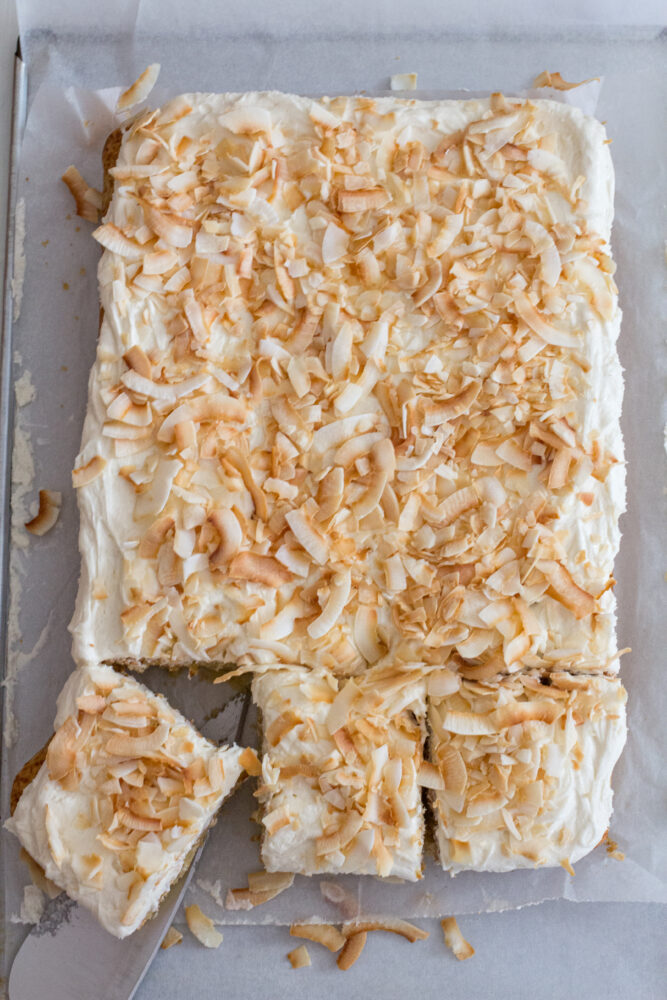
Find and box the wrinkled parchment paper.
[2,4,665,977]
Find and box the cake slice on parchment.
[426,670,626,872]
[253,666,426,880]
[6,663,248,937]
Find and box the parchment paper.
[2,3,665,979]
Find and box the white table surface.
[0,3,664,998]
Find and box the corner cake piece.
[253,666,426,879]
[6,664,246,937]
[70,91,623,684]
[426,670,626,872]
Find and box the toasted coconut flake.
[225,447,267,520]
[342,918,428,943]
[503,631,530,667]
[308,570,352,640]
[229,552,292,588]
[318,466,345,520]
[285,508,329,565]
[161,925,183,950]
[427,670,460,699]
[46,717,78,781]
[144,205,192,249]
[441,917,474,960]
[123,345,152,379]
[354,605,383,664]
[247,870,295,894]
[354,438,396,519]
[226,883,292,909]
[61,166,102,222]
[287,945,311,969]
[514,293,578,348]
[322,223,349,265]
[326,678,361,734]
[117,64,161,111]
[72,456,106,488]
[548,448,573,489]
[493,700,561,729]
[290,923,346,953]
[76,694,107,714]
[537,560,596,619]
[92,223,144,260]
[185,904,223,949]
[437,746,467,797]
[219,106,272,135]
[390,72,418,91]
[439,710,496,736]
[337,931,367,970]
[138,515,174,559]
[239,747,262,776]
[418,762,446,790]
[337,188,389,213]
[25,489,62,536]
[533,71,596,90]
[105,721,169,756]
[439,486,479,527]
[209,508,243,567]
[495,438,532,471]
[413,260,442,307]
[115,806,162,832]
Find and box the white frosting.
[68,91,624,681]
[6,664,245,937]
[253,667,425,880]
[428,673,627,872]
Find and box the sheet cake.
[68,90,626,876]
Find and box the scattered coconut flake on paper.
[533,71,598,90]
[287,944,311,969]
[61,165,102,223]
[24,489,62,536]
[117,64,161,112]
[441,917,475,960]
[185,904,224,948]
[390,72,418,91]
[161,925,183,950]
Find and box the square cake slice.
[253,667,426,879]
[6,664,246,937]
[70,91,623,683]
[426,671,626,872]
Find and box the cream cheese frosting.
[6,664,246,937]
[253,666,426,879]
[427,671,627,872]
[68,91,624,685]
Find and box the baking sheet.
[2,3,666,984]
